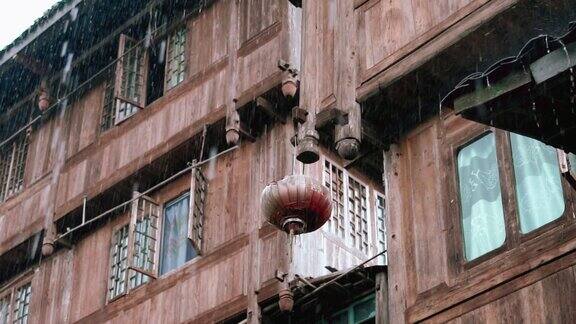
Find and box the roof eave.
[0,0,83,67]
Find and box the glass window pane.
[160,194,197,275]
[569,153,576,174]
[353,297,375,323]
[457,133,506,261]
[330,310,349,324]
[510,134,565,233]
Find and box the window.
[324,159,377,254]
[0,281,33,324]
[100,78,116,132]
[453,129,575,264]
[108,224,129,300]
[348,178,369,254]
[375,195,387,265]
[569,153,576,174]
[106,167,207,301]
[0,131,30,202]
[320,294,375,324]
[457,133,506,261]
[100,34,147,131]
[108,194,162,300]
[510,133,565,233]
[160,194,197,275]
[165,26,187,90]
[324,160,345,238]
[0,294,9,324]
[12,283,31,324]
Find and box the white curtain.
[510,133,564,233]
[458,133,506,261]
[160,195,196,274]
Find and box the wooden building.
[0,0,575,323]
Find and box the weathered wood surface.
[293,148,385,278]
[5,121,294,323]
[41,0,289,224]
[387,113,576,323]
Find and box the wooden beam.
[531,41,576,84]
[315,108,348,130]
[256,96,285,124]
[0,0,83,66]
[453,69,532,113]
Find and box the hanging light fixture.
[261,174,332,312]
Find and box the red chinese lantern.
[261,174,332,235]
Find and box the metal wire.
[0,0,213,149]
[56,144,238,241]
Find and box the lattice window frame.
[188,164,207,254]
[12,282,31,324]
[0,130,30,203]
[99,76,116,132]
[323,159,346,239]
[375,194,387,265]
[108,223,129,301]
[127,193,161,283]
[165,26,187,91]
[0,289,11,324]
[113,34,148,125]
[348,176,370,254]
[108,194,161,302]
[323,157,376,255]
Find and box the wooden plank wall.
[32,0,288,222]
[387,114,576,323]
[16,121,292,323]
[292,149,385,278]
[354,0,486,88]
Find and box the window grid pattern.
[348,178,369,253]
[119,41,145,105]
[100,77,116,132]
[12,283,31,324]
[109,225,129,300]
[189,167,207,252]
[0,295,10,324]
[324,160,345,238]
[130,217,152,289]
[376,195,387,265]
[166,27,187,90]
[115,38,145,124]
[0,133,29,202]
[324,159,373,254]
[129,198,159,289]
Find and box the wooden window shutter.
[188,163,207,253]
[114,34,148,124]
[127,192,161,280]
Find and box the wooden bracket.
[292,106,308,125]
[315,107,349,130]
[277,59,298,76]
[275,269,287,282]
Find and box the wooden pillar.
[334,0,361,160]
[42,95,69,256]
[295,0,320,164]
[384,144,408,324]
[376,272,389,324]
[225,0,240,146]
